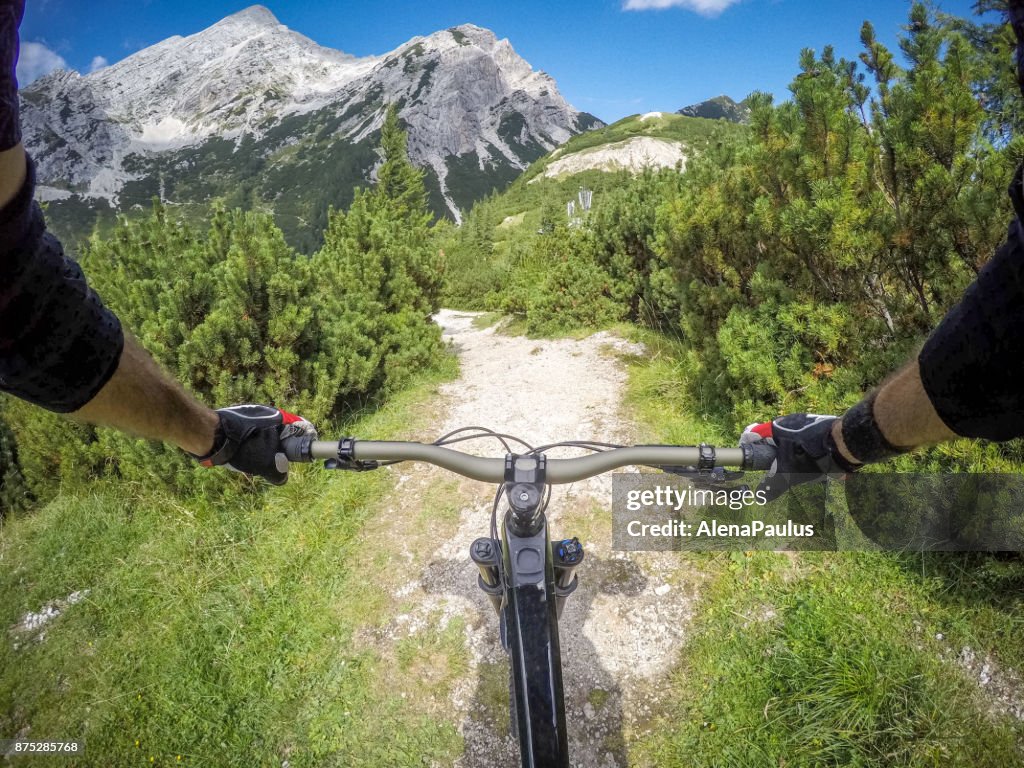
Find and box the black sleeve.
[1,0,24,152]
[0,158,125,412]
[917,168,1024,441]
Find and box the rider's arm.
[829,180,1024,466]
[0,0,219,454]
[749,142,1024,485]
[71,335,220,456]
[1,3,309,480]
[905,0,1024,446]
[915,211,1024,443]
[829,361,954,465]
[750,12,1024,495]
[763,215,1023,482]
[0,0,219,456]
[750,210,1024,479]
[746,228,1021,496]
[0,145,219,455]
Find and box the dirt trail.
[358,310,704,768]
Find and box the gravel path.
[359,309,704,767]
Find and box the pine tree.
[376,105,430,221]
[313,104,445,407]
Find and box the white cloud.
[16,41,68,86]
[623,0,741,16]
[88,55,109,73]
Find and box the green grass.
[0,359,464,767]
[637,552,1024,767]
[471,661,512,738]
[623,328,732,446]
[469,311,504,330]
[623,328,1024,767]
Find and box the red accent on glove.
[750,422,773,440]
[280,410,303,426]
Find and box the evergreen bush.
[4,106,446,504]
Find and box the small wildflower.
[135,740,140,748]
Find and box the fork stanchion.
[552,537,584,620]
[471,537,503,615]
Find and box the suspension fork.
[472,454,585,620]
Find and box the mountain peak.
[448,23,496,39]
[677,95,750,124]
[408,23,498,52]
[223,5,280,26]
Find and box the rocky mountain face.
[21,5,601,249]
[677,95,750,124]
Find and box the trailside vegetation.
[444,3,1024,470]
[0,107,444,510]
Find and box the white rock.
[532,136,687,181]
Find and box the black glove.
[192,404,317,485]
[741,413,861,501]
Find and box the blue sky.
[21,0,991,123]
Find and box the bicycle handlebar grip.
[281,436,313,463]
[742,442,777,471]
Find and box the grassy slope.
[0,355,468,768]
[6,317,1023,767]
[622,329,1024,767]
[519,112,742,182]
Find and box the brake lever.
[325,457,379,472]
[324,437,380,472]
[657,465,750,492]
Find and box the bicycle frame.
[503,512,567,765]
[495,452,574,766]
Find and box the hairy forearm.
[0,143,25,208]
[831,360,958,465]
[72,334,218,456]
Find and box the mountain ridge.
[677,94,750,124]
[20,5,601,244]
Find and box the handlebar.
[281,437,776,484]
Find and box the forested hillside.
[23,9,600,253]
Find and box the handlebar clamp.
[697,443,716,471]
[324,437,380,472]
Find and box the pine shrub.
[5,107,447,502]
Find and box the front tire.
[506,581,568,766]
